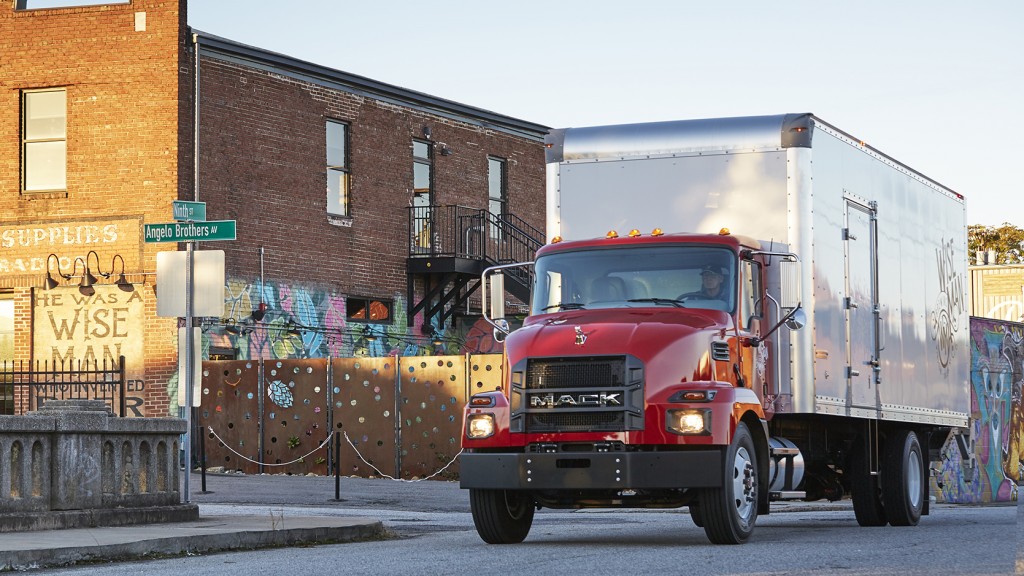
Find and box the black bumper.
[460,450,723,490]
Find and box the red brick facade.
[1,1,547,417]
[0,0,187,417]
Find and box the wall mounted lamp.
[362,325,377,342]
[44,252,135,294]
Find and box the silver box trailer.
[544,113,969,427]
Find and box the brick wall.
[0,0,547,416]
[197,56,546,303]
[0,0,186,416]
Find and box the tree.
[968,223,1024,265]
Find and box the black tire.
[469,489,535,544]
[689,501,704,528]
[850,440,887,527]
[882,430,925,526]
[701,422,759,544]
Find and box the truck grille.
[510,356,644,433]
[527,357,625,389]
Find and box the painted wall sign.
[32,285,147,415]
[0,218,141,275]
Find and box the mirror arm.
[748,302,802,348]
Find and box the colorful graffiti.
[205,278,501,361]
[935,317,1023,503]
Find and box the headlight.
[466,414,496,439]
[667,409,711,435]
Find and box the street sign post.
[148,208,237,504]
[172,200,206,222]
[144,220,236,243]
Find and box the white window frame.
[22,88,67,194]
[326,119,350,217]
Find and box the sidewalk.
[0,473,391,571]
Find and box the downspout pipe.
[193,32,200,202]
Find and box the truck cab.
[461,228,802,544]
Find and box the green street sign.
[173,200,206,221]
[144,220,236,243]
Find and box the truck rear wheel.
[882,429,924,526]
[469,489,535,544]
[850,440,887,527]
[701,422,758,544]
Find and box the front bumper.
[460,450,722,490]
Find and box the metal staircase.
[406,205,543,329]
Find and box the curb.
[1,516,386,571]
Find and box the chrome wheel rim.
[732,446,756,525]
[907,449,922,508]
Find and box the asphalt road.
[33,473,1022,576]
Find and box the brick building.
[0,0,547,417]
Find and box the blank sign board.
[156,250,225,317]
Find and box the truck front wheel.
[469,489,535,544]
[701,422,758,544]
[882,429,924,526]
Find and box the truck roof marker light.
[628,229,641,237]
[550,235,563,244]
[719,228,731,235]
[651,228,664,236]
[606,230,619,239]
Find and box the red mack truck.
[460,114,971,544]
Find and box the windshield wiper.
[540,302,586,311]
[627,298,685,308]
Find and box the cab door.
[736,256,771,414]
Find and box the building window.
[22,89,67,193]
[488,156,507,239]
[346,297,393,324]
[15,0,129,9]
[413,140,432,203]
[412,140,433,250]
[326,120,350,216]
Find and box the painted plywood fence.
[196,354,504,479]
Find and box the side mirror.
[785,307,807,331]
[492,319,510,343]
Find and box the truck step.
[769,490,807,501]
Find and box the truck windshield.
[531,245,736,314]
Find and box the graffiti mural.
[935,317,1023,503]
[205,278,501,362]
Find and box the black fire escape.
[407,205,543,329]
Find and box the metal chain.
[205,426,462,481]
[207,426,332,467]
[343,431,463,483]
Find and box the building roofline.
[191,29,550,141]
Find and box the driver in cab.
[684,264,727,301]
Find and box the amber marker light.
[628,229,641,237]
[606,230,619,239]
[719,228,731,235]
[469,395,495,407]
[550,236,563,244]
[651,228,664,236]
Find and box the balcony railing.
[408,205,543,266]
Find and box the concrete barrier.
[0,400,197,532]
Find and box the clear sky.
[189,1,1021,228]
